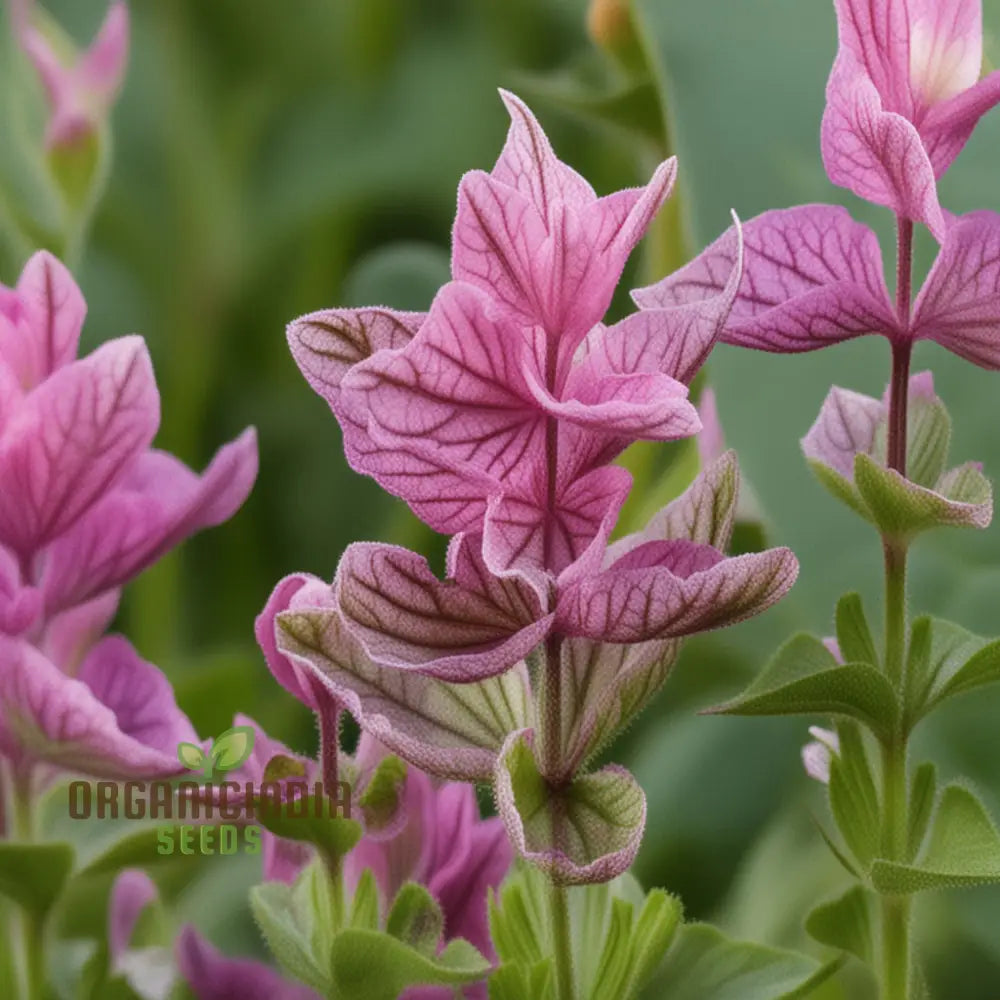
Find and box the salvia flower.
[644,205,1000,370]
[10,0,129,150]
[822,0,1000,238]
[0,252,257,783]
[271,92,799,884]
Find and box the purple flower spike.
[822,0,1000,238]
[12,0,129,150]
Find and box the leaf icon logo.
[177,742,207,771]
[209,725,256,773]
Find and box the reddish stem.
[887,218,914,476]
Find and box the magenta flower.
[176,926,320,1000]
[273,92,799,885]
[643,206,1000,370]
[10,0,129,149]
[0,252,257,783]
[822,0,1000,239]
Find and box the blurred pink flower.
[0,251,257,782]
[11,0,129,149]
[801,726,840,785]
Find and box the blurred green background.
[6,0,1000,996]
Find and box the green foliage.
[805,886,875,965]
[255,800,362,870]
[709,634,898,741]
[357,755,408,836]
[643,923,843,999]
[834,594,879,668]
[489,864,679,1000]
[0,841,74,918]
[827,724,880,871]
[871,785,1000,894]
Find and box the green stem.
[881,893,911,1000]
[550,878,574,1000]
[12,772,44,1000]
[883,543,907,689]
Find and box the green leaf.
[262,754,307,782]
[828,723,880,869]
[908,763,937,862]
[209,725,256,772]
[623,889,683,996]
[644,923,842,999]
[350,869,381,931]
[277,609,530,781]
[905,390,952,489]
[853,453,991,541]
[358,754,408,836]
[805,885,874,964]
[250,865,335,993]
[0,841,74,918]
[256,796,362,867]
[385,883,444,957]
[872,784,1000,893]
[708,633,898,741]
[490,961,556,1000]
[497,732,645,885]
[330,929,490,1000]
[176,742,207,772]
[835,593,878,667]
[905,617,1000,725]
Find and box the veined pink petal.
[343,282,542,491]
[801,385,885,479]
[556,540,798,643]
[0,252,86,389]
[0,635,195,779]
[482,464,632,581]
[453,91,674,358]
[822,0,993,230]
[823,61,946,240]
[911,210,1000,368]
[335,540,552,682]
[638,206,898,352]
[523,367,700,441]
[492,89,596,215]
[256,573,337,710]
[40,590,120,673]
[595,217,743,385]
[0,336,159,558]
[287,306,424,416]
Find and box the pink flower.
[644,206,1000,370]
[801,726,840,784]
[273,92,799,885]
[822,0,1000,238]
[11,0,129,149]
[0,252,257,782]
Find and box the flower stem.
[550,877,575,1000]
[882,542,907,688]
[12,772,44,1000]
[888,217,914,476]
[880,735,911,1000]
